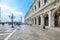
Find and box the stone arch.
[38,16,41,25]
[44,13,49,26]
[53,7,60,27]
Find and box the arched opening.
[53,7,60,27]
[38,16,41,25]
[44,14,49,26]
[54,12,60,27]
[54,14,58,27]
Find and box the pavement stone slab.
[8,25,60,40]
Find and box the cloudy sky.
[0,0,33,22]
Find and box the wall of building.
[25,0,60,27]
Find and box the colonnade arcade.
[54,7,60,27]
[33,7,60,27]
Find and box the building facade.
[25,0,60,28]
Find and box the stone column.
[41,14,44,26]
[49,11,54,27]
[58,17,60,26]
[34,18,35,24]
[52,12,54,27]
[49,11,52,27]
[31,19,33,24]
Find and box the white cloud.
[0,4,23,15]
[0,0,24,22]
[0,3,23,22]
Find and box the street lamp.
[9,14,15,28]
[0,7,1,23]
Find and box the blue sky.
[0,0,33,22]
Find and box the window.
[44,0,47,4]
[35,5,36,11]
[32,8,34,13]
[39,1,40,8]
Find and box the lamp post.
[9,14,15,28]
[0,8,1,23]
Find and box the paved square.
[0,25,60,40]
[8,25,60,40]
[0,24,16,40]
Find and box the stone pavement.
[8,25,60,40]
[0,24,17,40]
